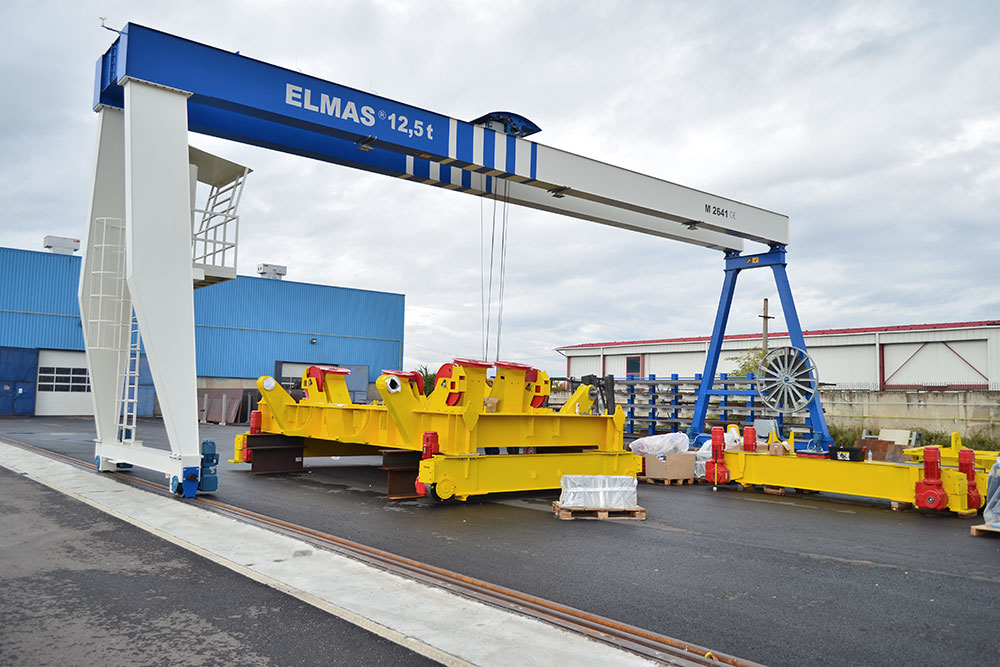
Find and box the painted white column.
[873,332,881,390]
[988,329,1000,390]
[79,107,131,458]
[122,79,201,468]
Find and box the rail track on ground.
[1,435,759,667]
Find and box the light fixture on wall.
[310,337,317,344]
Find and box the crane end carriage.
[233,360,640,501]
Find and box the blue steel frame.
[687,245,833,450]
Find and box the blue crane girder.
[95,24,531,183]
[93,24,799,250]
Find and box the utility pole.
[760,298,774,351]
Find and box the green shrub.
[826,424,999,451]
[827,423,864,448]
[726,347,767,377]
[915,428,999,451]
[415,364,435,396]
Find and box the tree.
[415,364,435,396]
[726,347,766,377]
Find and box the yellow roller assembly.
[235,359,640,500]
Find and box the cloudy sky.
[1,1,997,376]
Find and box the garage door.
[35,350,94,416]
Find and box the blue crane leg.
[688,262,740,441]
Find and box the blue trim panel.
[482,128,495,171]
[412,157,430,181]
[506,135,517,174]
[455,122,473,165]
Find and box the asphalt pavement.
[3,416,1000,666]
[0,465,434,667]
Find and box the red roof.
[556,320,1000,351]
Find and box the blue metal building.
[0,246,404,416]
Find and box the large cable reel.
[756,346,819,414]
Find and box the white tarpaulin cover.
[559,475,638,509]
[984,458,1000,527]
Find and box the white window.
[37,366,91,393]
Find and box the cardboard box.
[643,453,695,480]
[768,441,792,456]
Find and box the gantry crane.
[83,24,823,497]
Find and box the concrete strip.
[0,442,656,667]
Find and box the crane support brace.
[235,360,639,500]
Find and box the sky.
[1,0,997,377]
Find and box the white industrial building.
[557,321,1000,391]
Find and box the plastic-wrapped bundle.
[984,455,1000,527]
[559,475,638,509]
[694,438,713,478]
[629,432,690,456]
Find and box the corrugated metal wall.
[0,248,85,351]
[564,326,998,390]
[0,247,404,384]
[193,276,403,382]
[569,355,602,377]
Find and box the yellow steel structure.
[718,434,989,517]
[234,359,640,500]
[903,432,997,470]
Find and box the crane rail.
[1,435,760,667]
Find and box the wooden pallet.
[637,476,697,486]
[552,501,646,521]
[970,524,1000,538]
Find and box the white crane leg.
[79,108,131,468]
[98,78,202,485]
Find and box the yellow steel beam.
[419,451,642,501]
[723,450,985,516]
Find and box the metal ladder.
[192,172,246,271]
[117,312,141,444]
[85,217,128,351]
[84,216,142,445]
